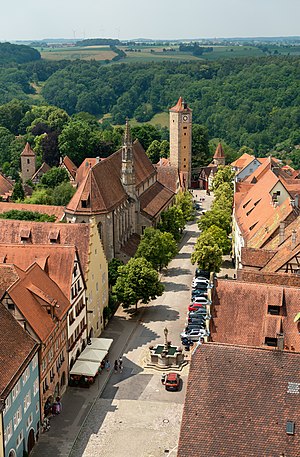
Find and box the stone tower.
[21,142,36,183]
[169,97,192,189]
[213,142,225,167]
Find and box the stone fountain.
[147,327,186,370]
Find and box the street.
[69,190,213,457]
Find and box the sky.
[1,0,299,41]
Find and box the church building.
[65,121,175,261]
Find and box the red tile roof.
[0,202,64,221]
[213,142,224,159]
[211,279,300,351]
[0,173,13,200]
[0,219,92,278]
[4,263,71,342]
[31,162,51,181]
[178,343,300,457]
[238,269,300,288]
[155,163,179,193]
[62,155,77,179]
[231,152,255,170]
[21,142,35,157]
[75,158,98,185]
[139,181,174,220]
[0,302,38,397]
[241,247,276,268]
[169,97,192,113]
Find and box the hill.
[0,42,41,65]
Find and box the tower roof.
[21,142,35,157]
[169,97,192,113]
[123,118,132,145]
[213,143,225,159]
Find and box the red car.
[188,303,207,312]
[162,372,180,391]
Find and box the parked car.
[187,315,206,324]
[189,303,208,312]
[180,328,210,341]
[192,278,209,286]
[185,322,206,331]
[192,296,210,304]
[188,308,207,317]
[162,372,180,391]
[191,289,208,298]
[195,269,210,279]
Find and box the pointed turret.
[213,142,225,166]
[21,142,36,183]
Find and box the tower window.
[184,133,187,136]
[183,127,187,130]
[184,158,186,161]
[27,159,30,164]
[184,165,186,168]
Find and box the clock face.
[182,114,189,122]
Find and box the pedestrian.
[56,396,62,414]
[105,360,111,371]
[118,357,123,373]
[114,360,118,373]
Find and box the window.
[12,381,20,401]
[32,354,38,370]
[13,405,22,429]
[7,302,15,310]
[3,395,11,415]
[23,390,31,412]
[27,158,30,164]
[264,337,277,347]
[4,421,13,444]
[33,377,39,396]
[16,429,24,448]
[36,401,39,414]
[22,366,30,385]
[41,358,46,372]
[96,282,99,292]
[268,305,280,315]
[286,421,295,435]
[26,413,33,429]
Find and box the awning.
[78,348,107,363]
[89,337,113,352]
[70,360,99,377]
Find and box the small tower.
[121,119,135,197]
[21,142,36,183]
[169,97,192,188]
[213,142,225,167]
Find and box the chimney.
[277,333,284,351]
[279,222,285,245]
[292,229,297,249]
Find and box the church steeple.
[121,119,135,190]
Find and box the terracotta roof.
[31,162,51,181]
[0,202,64,221]
[241,247,276,268]
[0,173,13,200]
[21,142,35,157]
[235,170,290,241]
[0,264,21,297]
[238,269,300,288]
[231,152,255,170]
[280,176,300,197]
[244,156,287,184]
[178,343,300,457]
[265,212,300,250]
[169,97,192,113]
[155,164,179,193]
[62,155,77,179]
[139,181,174,220]
[0,219,91,279]
[261,238,300,274]
[0,244,77,298]
[3,263,71,342]
[246,197,295,249]
[66,140,156,215]
[213,142,224,159]
[0,302,38,398]
[75,158,99,185]
[211,279,300,351]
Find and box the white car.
[180,328,210,341]
[192,279,209,289]
[192,297,211,305]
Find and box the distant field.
[39,46,116,61]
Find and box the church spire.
[121,118,135,190]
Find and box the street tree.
[191,237,223,273]
[158,206,185,241]
[113,257,164,311]
[175,190,195,222]
[198,208,232,235]
[200,225,231,255]
[135,227,178,271]
[212,165,235,191]
[191,124,210,168]
[108,258,124,287]
[146,140,161,163]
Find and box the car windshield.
[167,379,177,384]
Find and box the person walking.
[118,357,123,373]
[114,360,118,373]
[105,360,111,372]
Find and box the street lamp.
[163,327,169,352]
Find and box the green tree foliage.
[211,165,235,191]
[0,42,41,65]
[158,206,185,241]
[199,225,231,255]
[135,227,178,271]
[113,257,164,310]
[0,126,14,166]
[0,99,30,135]
[25,181,75,206]
[175,191,195,222]
[11,181,25,202]
[131,124,162,150]
[108,258,124,287]
[198,208,232,235]
[40,167,69,188]
[0,210,55,222]
[192,124,210,168]
[191,237,223,273]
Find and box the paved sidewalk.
[31,308,144,457]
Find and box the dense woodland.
[0,42,299,175]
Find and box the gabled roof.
[244,156,285,184]
[231,152,255,170]
[0,202,64,221]
[211,279,300,351]
[0,173,13,200]
[75,158,98,185]
[213,143,224,159]
[238,269,300,288]
[0,302,38,398]
[265,212,300,250]
[31,162,51,181]
[169,97,192,113]
[261,238,300,274]
[66,140,156,215]
[21,142,35,157]
[0,219,92,277]
[178,343,300,457]
[2,263,71,342]
[155,164,179,193]
[0,244,77,298]
[62,155,77,179]
[241,247,276,268]
[139,181,174,220]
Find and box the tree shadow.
[162,281,190,292]
[137,304,180,323]
[175,252,191,260]
[164,266,191,277]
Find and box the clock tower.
[169,97,192,188]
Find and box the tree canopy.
[0,210,55,222]
[135,227,178,271]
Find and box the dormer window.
[264,337,277,347]
[268,305,280,315]
[20,228,31,243]
[49,230,60,244]
[81,191,90,208]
